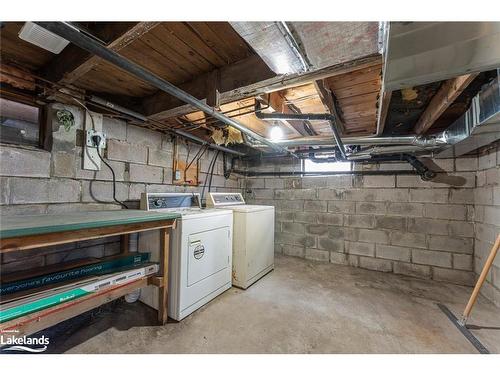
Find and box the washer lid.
[224,204,274,213]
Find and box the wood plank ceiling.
[0,23,55,70]
[324,63,382,135]
[8,21,476,144]
[175,63,383,138]
[73,22,254,97]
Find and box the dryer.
[139,193,233,321]
[207,192,274,289]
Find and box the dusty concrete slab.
[47,255,500,354]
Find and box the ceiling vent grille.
[18,22,70,54]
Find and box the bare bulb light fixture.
[270,125,283,141]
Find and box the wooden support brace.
[206,69,221,108]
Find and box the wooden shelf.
[0,277,149,340]
[0,210,173,332]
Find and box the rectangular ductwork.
[437,69,500,158]
[230,22,307,74]
[230,22,380,75]
[384,22,500,91]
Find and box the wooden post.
[460,234,500,325]
[157,227,170,325]
[121,234,130,254]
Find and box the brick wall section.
[242,156,478,287]
[0,102,240,275]
[474,143,500,307]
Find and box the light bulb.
[270,126,283,141]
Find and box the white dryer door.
[187,227,230,287]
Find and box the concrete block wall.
[0,102,239,276]
[242,155,479,287]
[473,143,500,307]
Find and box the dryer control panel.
[141,192,201,210]
[207,192,245,207]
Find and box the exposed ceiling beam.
[40,22,160,85]
[413,73,478,135]
[206,69,221,108]
[0,63,35,91]
[314,79,346,135]
[145,54,382,120]
[376,90,392,135]
[142,54,275,119]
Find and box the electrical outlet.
[85,130,107,148]
[83,111,104,171]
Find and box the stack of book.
[0,253,157,323]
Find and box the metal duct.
[230,22,380,75]
[438,70,500,158]
[285,22,380,71]
[384,22,500,91]
[35,22,293,157]
[347,145,437,159]
[254,70,500,159]
[270,134,447,148]
[230,22,306,74]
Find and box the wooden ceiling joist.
[144,54,382,121]
[142,54,275,119]
[376,90,392,135]
[314,79,346,134]
[40,22,160,85]
[0,64,36,91]
[413,73,478,135]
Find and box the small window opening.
[0,97,43,147]
[302,158,352,173]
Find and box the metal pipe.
[271,134,448,148]
[234,169,418,177]
[255,101,347,158]
[89,95,148,122]
[35,22,294,157]
[237,153,434,180]
[346,145,441,159]
[87,95,245,156]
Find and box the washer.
[139,193,233,321]
[207,192,274,289]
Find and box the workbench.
[0,210,179,339]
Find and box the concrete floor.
[46,255,500,354]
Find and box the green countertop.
[0,210,180,239]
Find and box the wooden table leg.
[157,227,170,325]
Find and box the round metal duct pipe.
[271,134,447,148]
